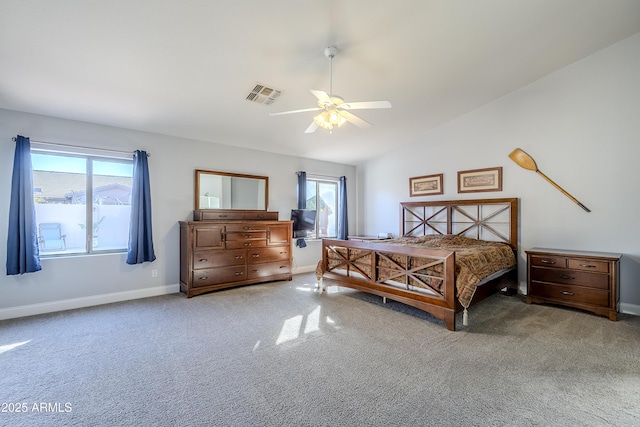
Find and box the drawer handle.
[540,259,556,264]
[280,251,287,255]
[198,259,208,263]
[252,254,260,258]
[560,275,575,280]
[218,215,228,218]
[235,272,244,276]
[561,291,575,296]
[234,255,243,259]
[252,269,259,273]
[244,243,252,246]
[244,234,252,238]
[580,264,597,268]
[198,276,208,280]
[257,214,265,218]
[243,226,252,230]
[279,266,287,269]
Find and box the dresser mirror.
[195,169,268,211]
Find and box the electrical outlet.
[152,269,158,278]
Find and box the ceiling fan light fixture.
[270,46,391,133]
[313,108,347,132]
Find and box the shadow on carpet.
[344,290,446,326]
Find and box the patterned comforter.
[374,234,516,308]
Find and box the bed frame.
[321,198,519,331]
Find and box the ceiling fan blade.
[339,100,392,110]
[310,90,331,103]
[304,121,319,134]
[339,110,372,128]
[269,107,322,116]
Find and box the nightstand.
[525,248,621,320]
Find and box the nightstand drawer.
[530,267,609,290]
[568,258,609,273]
[530,282,609,306]
[530,255,567,268]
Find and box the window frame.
[31,146,133,257]
[305,176,340,240]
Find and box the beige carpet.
[1,273,639,426]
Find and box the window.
[31,149,133,255]
[305,177,339,239]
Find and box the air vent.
[246,83,283,105]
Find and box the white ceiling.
[2,1,640,165]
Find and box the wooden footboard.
[321,238,459,330]
[322,198,519,330]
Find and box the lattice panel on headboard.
[401,198,518,249]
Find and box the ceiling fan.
[269,46,392,134]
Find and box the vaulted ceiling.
[2,1,640,165]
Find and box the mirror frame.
[195,169,269,211]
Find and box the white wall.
[3,32,638,319]
[357,32,640,314]
[0,109,355,318]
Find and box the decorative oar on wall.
[508,148,591,213]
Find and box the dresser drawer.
[242,211,278,220]
[194,210,245,220]
[225,240,267,250]
[192,266,246,287]
[193,249,245,269]
[193,210,279,221]
[247,246,291,264]
[530,267,609,290]
[225,231,267,240]
[247,261,291,280]
[225,231,267,250]
[225,224,267,232]
[530,282,609,307]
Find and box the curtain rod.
[11,137,149,157]
[296,171,342,180]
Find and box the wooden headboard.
[400,198,519,250]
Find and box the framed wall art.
[409,173,443,197]
[457,167,502,193]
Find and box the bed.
[320,198,519,331]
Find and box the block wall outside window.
[31,150,133,256]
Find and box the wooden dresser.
[180,210,293,297]
[525,248,621,320]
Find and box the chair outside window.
[38,223,66,251]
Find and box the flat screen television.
[290,209,316,238]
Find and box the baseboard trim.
[619,303,640,316]
[3,281,636,320]
[0,284,180,321]
[292,265,317,275]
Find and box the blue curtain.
[338,176,349,240]
[126,150,156,264]
[296,171,307,248]
[6,135,42,275]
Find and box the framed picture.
[409,173,444,197]
[457,167,502,193]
